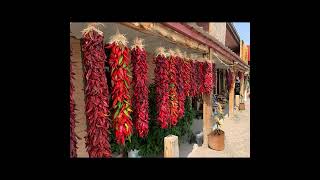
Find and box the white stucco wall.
[209,23,226,45]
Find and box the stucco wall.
[209,23,226,45]
[70,37,89,157]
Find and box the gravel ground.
[180,99,250,158]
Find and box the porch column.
[244,76,247,102]
[202,49,214,147]
[203,93,212,147]
[228,70,235,117]
[240,72,245,102]
[222,70,225,94]
[215,68,218,94]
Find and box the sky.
[233,22,250,45]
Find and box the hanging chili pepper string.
[154,48,170,129]
[190,60,197,97]
[197,61,205,95]
[106,35,133,145]
[182,59,192,97]
[82,28,111,158]
[204,61,213,94]
[70,47,78,158]
[168,51,179,126]
[212,63,216,89]
[175,56,185,120]
[131,38,149,138]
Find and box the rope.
[212,52,233,68]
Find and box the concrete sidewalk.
[180,99,250,158]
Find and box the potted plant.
[208,102,225,151]
[239,95,245,110]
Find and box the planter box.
[239,103,245,110]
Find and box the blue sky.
[233,22,250,45]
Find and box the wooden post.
[217,69,220,94]
[202,93,213,147]
[228,70,235,117]
[215,69,218,94]
[221,70,224,94]
[244,76,247,102]
[202,49,214,147]
[164,135,179,157]
[240,72,245,101]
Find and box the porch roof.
[162,23,249,71]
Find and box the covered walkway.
[180,99,250,157]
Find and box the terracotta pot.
[239,103,245,110]
[208,130,225,151]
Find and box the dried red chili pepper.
[131,45,149,138]
[82,30,111,158]
[197,61,205,94]
[175,56,185,120]
[168,54,179,126]
[154,52,170,128]
[189,60,198,97]
[106,42,133,145]
[70,47,77,158]
[182,59,192,97]
[203,61,213,94]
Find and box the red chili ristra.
[106,42,133,145]
[189,61,198,97]
[131,46,149,138]
[197,61,205,94]
[154,54,170,128]
[82,30,111,158]
[168,55,179,126]
[203,61,213,94]
[70,47,78,158]
[182,59,191,97]
[175,56,185,120]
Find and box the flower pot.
[239,103,245,110]
[128,149,141,158]
[208,130,225,151]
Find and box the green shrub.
[109,83,195,157]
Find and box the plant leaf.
[114,107,121,119]
[124,109,131,119]
[128,134,131,143]
[119,55,123,65]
